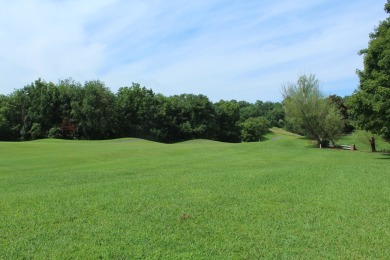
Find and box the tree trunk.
[369,137,376,152]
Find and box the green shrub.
[48,127,62,139]
[241,117,270,142]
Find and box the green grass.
[1,130,389,258]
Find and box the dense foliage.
[0,78,283,142]
[328,95,354,134]
[349,1,390,141]
[282,74,344,147]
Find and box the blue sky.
[0,0,387,102]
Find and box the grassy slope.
[337,130,390,152]
[0,130,389,258]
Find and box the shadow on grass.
[376,153,390,160]
[304,145,318,149]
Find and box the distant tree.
[238,101,262,121]
[6,89,27,140]
[241,117,270,142]
[238,100,284,127]
[349,1,390,141]
[72,80,117,139]
[57,78,83,138]
[214,100,241,142]
[148,94,171,142]
[4,79,59,140]
[116,83,158,139]
[264,102,285,128]
[166,94,217,141]
[0,95,19,140]
[282,74,343,147]
[328,95,354,134]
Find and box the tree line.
[0,78,284,142]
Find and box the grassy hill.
[1,130,389,258]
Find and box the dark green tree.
[163,94,217,141]
[238,101,262,121]
[0,95,19,140]
[349,1,390,141]
[56,78,83,138]
[328,95,354,134]
[116,83,158,139]
[214,100,241,142]
[238,100,284,127]
[5,79,58,140]
[264,102,285,127]
[241,117,270,142]
[72,80,117,139]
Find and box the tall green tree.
[0,95,18,140]
[6,79,59,140]
[238,100,284,127]
[72,80,117,139]
[264,102,285,127]
[349,1,390,141]
[328,95,354,134]
[241,117,270,142]
[214,100,241,142]
[116,83,158,139]
[57,78,83,138]
[282,74,343,147]
[163,94,217,141]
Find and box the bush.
[48,127,62,139]
[241,117,270,142]
[29,123,44,140]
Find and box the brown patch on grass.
[181,213,190,219]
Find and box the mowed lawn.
[1,130,389,258]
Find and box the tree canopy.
[349,1,390,141]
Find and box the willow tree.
[282,74,343,147]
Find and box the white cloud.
[0,0,387,101]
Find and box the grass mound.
[1,133,389,258]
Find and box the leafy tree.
[264,102,285,127]
[214,100,241,142]
[6,89,28,140]
[282,74,343,147]
[148,94,172,142]
[7,79,62,140]
[238,101,262,121]
[0,95,19,140]
[116,83,158,139]
[57,78,83,138]
[328,95,354,134]
[238,100,285,127]
[72,80,117,139]
[349,1,390,141]
[162,94,217,142]
[241,117,270,142]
